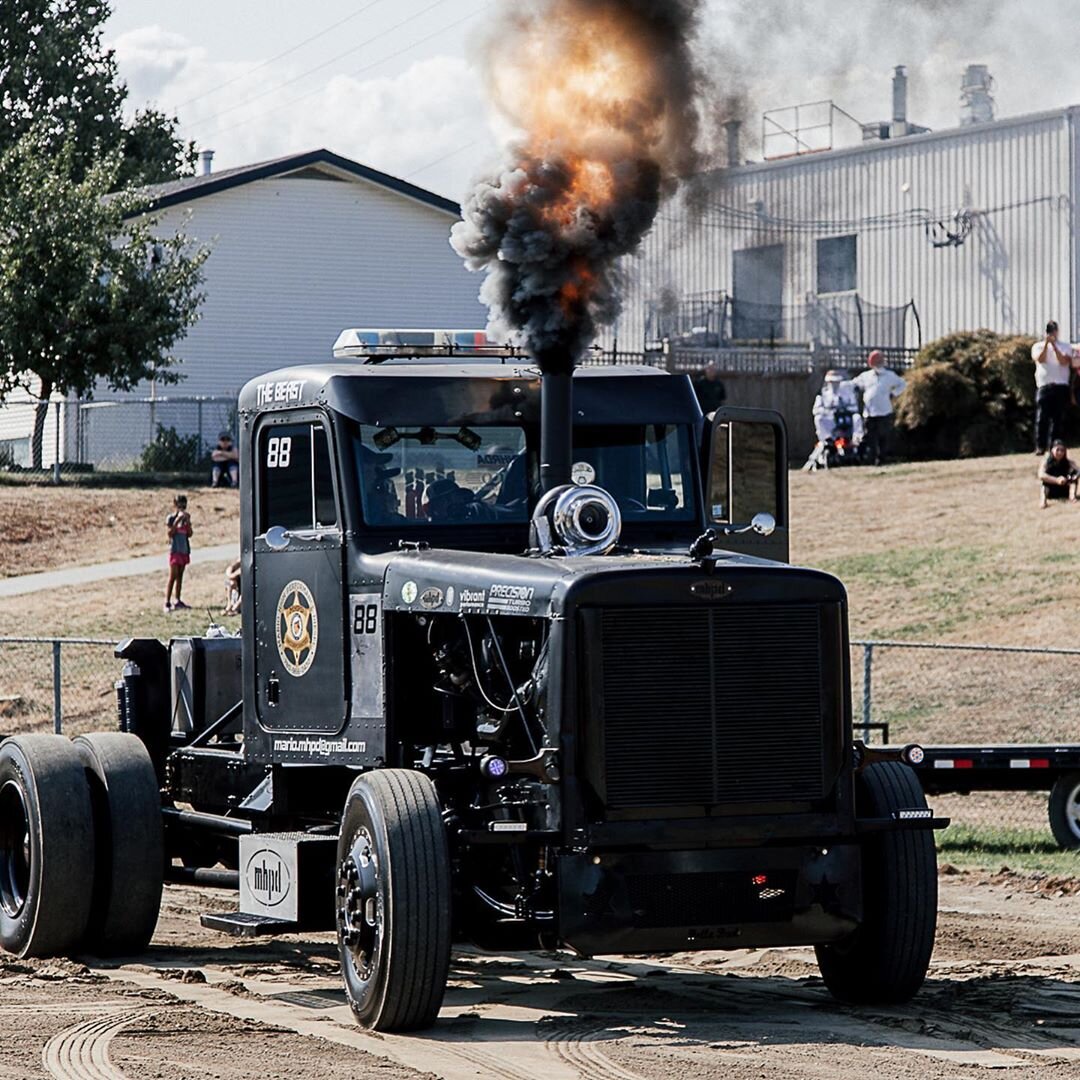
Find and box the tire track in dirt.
[542,1021,646,1080]
[42,1008,149,1080]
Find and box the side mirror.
[751,512,776,537]
[265,525,291,551]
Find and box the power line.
[172,0,391,111]
[405,139,480,180]
[180,0,454,134]
[198,3,492,144]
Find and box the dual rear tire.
[0,733,163,959]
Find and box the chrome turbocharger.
[530,484,622,557]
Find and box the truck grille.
[595,605,827,810]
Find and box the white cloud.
[109,27,499,200]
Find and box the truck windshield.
[353,423,696,528]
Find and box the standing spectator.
[1038,440,1079,508]
[164,494,193,612]
[853,350,907,466]
[211,431,239,488]
[692,361,727,416]
[1032,321,1075,454]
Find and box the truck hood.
[372,546,845,618]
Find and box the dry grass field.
[0,484,240,578]
[791,452,1075,645]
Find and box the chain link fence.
[0,635,1074,849]
[0,395,237,477]
[0,637,119,738]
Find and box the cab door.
[705,406,789,562]
[252,414,348,732]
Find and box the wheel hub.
[337,827,381,980]
[0,781,31,919]
[1067,783,1080,841]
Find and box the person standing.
[853,350,907,466]
[1032,321,1075,454]
[692,361,727,415]
[164,494,193,612]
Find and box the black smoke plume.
[451,0,706,373]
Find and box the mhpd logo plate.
[276,580,319,677]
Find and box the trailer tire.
[336,769,451,1032]
[0,735,95,958]
[1048,772,1080,850]
[74,734,164,955]
[815,762,937,1004]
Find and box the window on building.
[816,235,857,294]
[260,421,337,532]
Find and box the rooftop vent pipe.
[724,120,742,169]
[960,65,995,126]
[891,66,908,138]
[199,149,215,176]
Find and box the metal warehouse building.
[613,69,1079,359]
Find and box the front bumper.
[558,843,861,956]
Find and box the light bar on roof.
[332,328,520,359]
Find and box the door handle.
[267,675,280,707]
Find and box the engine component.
[531,483,622,556]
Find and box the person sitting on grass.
[223,558,241,616]
[1039,440,1080,508]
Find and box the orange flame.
[540,157,617,228]
[559,259,596,315]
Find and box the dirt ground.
[5,458,1080,1077]
[0,870,1078,1080]
[0,485,240,578]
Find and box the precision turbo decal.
[277,580,319,677]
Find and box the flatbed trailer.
[905,744,1080,849]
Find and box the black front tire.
[336,769,451,1032]
[0,735,95,958]
[74,733,164,955]
[1049,772,1080,850]
[816,762,937,1004]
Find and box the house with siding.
[0,148,484,469]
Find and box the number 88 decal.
[267,436,292,468]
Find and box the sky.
[105,0,1080,204]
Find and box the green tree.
[0,132,208,466]
[118,108,198,189]
[0,0,194,186]
[895,331,1038,459]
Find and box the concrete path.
[0,542,236,598]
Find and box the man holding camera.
[1032,320,1076,454]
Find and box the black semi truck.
[0,332,944,1031]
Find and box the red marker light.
[1032,759,1050,769]
[751,874,768,886]
[955,759,974,769]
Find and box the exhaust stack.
[540,370,573,492]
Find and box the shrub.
[139,424,209,473]
[895,330,1045,459]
